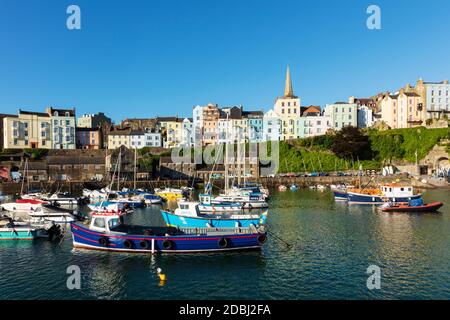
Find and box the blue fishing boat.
[161,202,268,228]
[347,184,422,204]
[333,190,348,201]
[290,184,298,191]
[70,213,267,253]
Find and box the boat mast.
[117,148,121,191]
[134,147,137,190]
[224,113,229,193]
[20,157,28,196]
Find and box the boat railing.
[179,226,259,235]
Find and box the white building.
[357,106,373,128]
[47,107,76,149]
[415,79,450,119]
[192,105,204,147]
[180,118,194,147]
[297,115,332,138]
[263,109,281,141]
[324,102,358,130]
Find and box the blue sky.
[1,0,450,123]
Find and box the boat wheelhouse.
[71,213,267,253]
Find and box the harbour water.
[0,189,449,300]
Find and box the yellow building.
[381,89,423,129]
[156,117,183,148]
[3,110,52,149]
[107,128,131,149]
[274,66,302,140]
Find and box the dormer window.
[65,112,70,117]
[54,111,59,116]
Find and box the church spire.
[284,65,294,97]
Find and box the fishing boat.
[161,201,267,228]
[278,185,287,192]
[381,199,444,213]
[290,184,298,191]
[70,213,267,253]
[347,184,422,204]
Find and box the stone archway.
[436,156,450,170]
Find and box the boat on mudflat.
[70,213,267,253]
[161,201,268,228]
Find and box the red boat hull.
[382,202,444,213]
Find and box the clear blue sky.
[1,0,450,123]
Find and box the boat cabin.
[381,184,415,198]
[175,201,200,217]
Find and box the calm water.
[1,189,449,300]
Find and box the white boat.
[88,201,132,214]
[317,184,326,190]
[278,185,287,191]
[28,205,78,223]
[83,188,109,200]
[190,194,244,213]
[40,193,80,206]
[0,199,48,213]
[213,191,268,209]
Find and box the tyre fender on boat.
[98,236,109,246]
[257,234,267,245]
[123,239,133,249]
[218,237,229,248]
[162,240,174,250]
[139,240,149,249]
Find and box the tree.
[331,126,371,160]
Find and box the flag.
[0,166,10,181]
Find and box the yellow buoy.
[157,268,167,282]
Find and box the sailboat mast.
[224,113,229,193]
[117,148,121,191]
[134,147,137,190]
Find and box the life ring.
[123,239,133,249]
[218,237,228,248]
[139,240,149,249]
[257,234,267,245]
[162,240,174,250]
[98,236,109,246]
